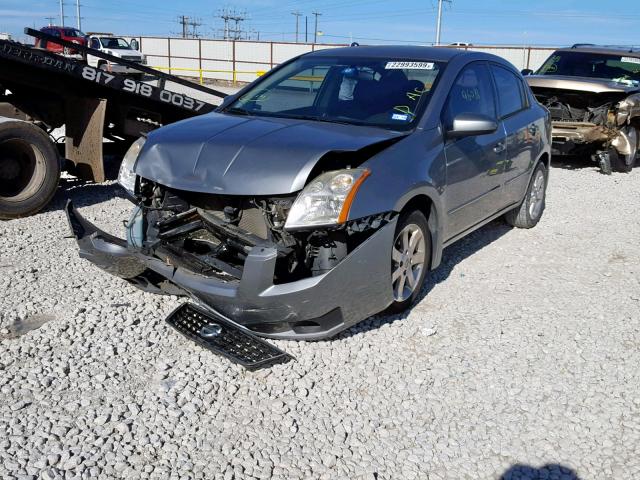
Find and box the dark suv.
[35,26,87,56]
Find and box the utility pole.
[76,0,81,30]
[291,11,302,43]
[189,18,202,38]
[305,16,308,43]
[435,0,451,46]
[312,12,322,44]
[218,9,246,40]
[59,0,65,26]
[177,15,189,38]
[45,16,56,26]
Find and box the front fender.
[347,128,446,269]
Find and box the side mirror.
[521,69,534,76]
[447,113,498,139]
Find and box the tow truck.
[0,28,227,219]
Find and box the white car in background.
[87,35,146,79]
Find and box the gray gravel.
[1,162,639,480]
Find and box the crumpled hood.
[526,75,640,94]
[134,113,403,195]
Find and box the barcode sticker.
[386,61,435,70]
[621,56,640,65]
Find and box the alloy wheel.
[391,224,426,302]
[528,169,546,220]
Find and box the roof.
[557,45,640,56]
[306,45,467,62]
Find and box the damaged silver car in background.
[66,45,550,367]
[524,45,640,174]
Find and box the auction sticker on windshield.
[386,61,434,70]
[621,57,640,65]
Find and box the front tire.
[384,210,431,314]
[504,161,548,229]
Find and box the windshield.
[63,29,85,37]
[536,51,640,86]
[227,56,444,129]
[100,37,131,49]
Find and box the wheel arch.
[538,151,550,169]
[396,192,443,271]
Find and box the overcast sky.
[2,0,639,46]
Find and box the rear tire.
[0,121,60,220]
[504,161,548,229]
[610,148,635,173]
[611,126,638,173]
[384,210,431,315]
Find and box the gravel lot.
[1,161,639,480]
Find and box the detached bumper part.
[65,200,396,340]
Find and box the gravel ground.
[1,161,639,480]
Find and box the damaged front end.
[66,178,397,340]
[528,78,640,173]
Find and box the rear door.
[443,61,507,238]
[489,64,540,205]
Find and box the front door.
[443,62,506,238]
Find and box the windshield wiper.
[225,107,252,116]
[279,113,355,125]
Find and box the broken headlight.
[118,137,146,197]
[285,168,370,230]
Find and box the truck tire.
[0,120,61,220]
[610,147,635,173]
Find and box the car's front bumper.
[65,201,396,340]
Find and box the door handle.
[493,142,506,154]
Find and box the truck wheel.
[609,149,632,173]
[504,161,547,229]
[0,121,60,220]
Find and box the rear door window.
[490,65,526,118]
[443,62,497,128]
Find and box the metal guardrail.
[151,66,266,85]
[151,66,327,86]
